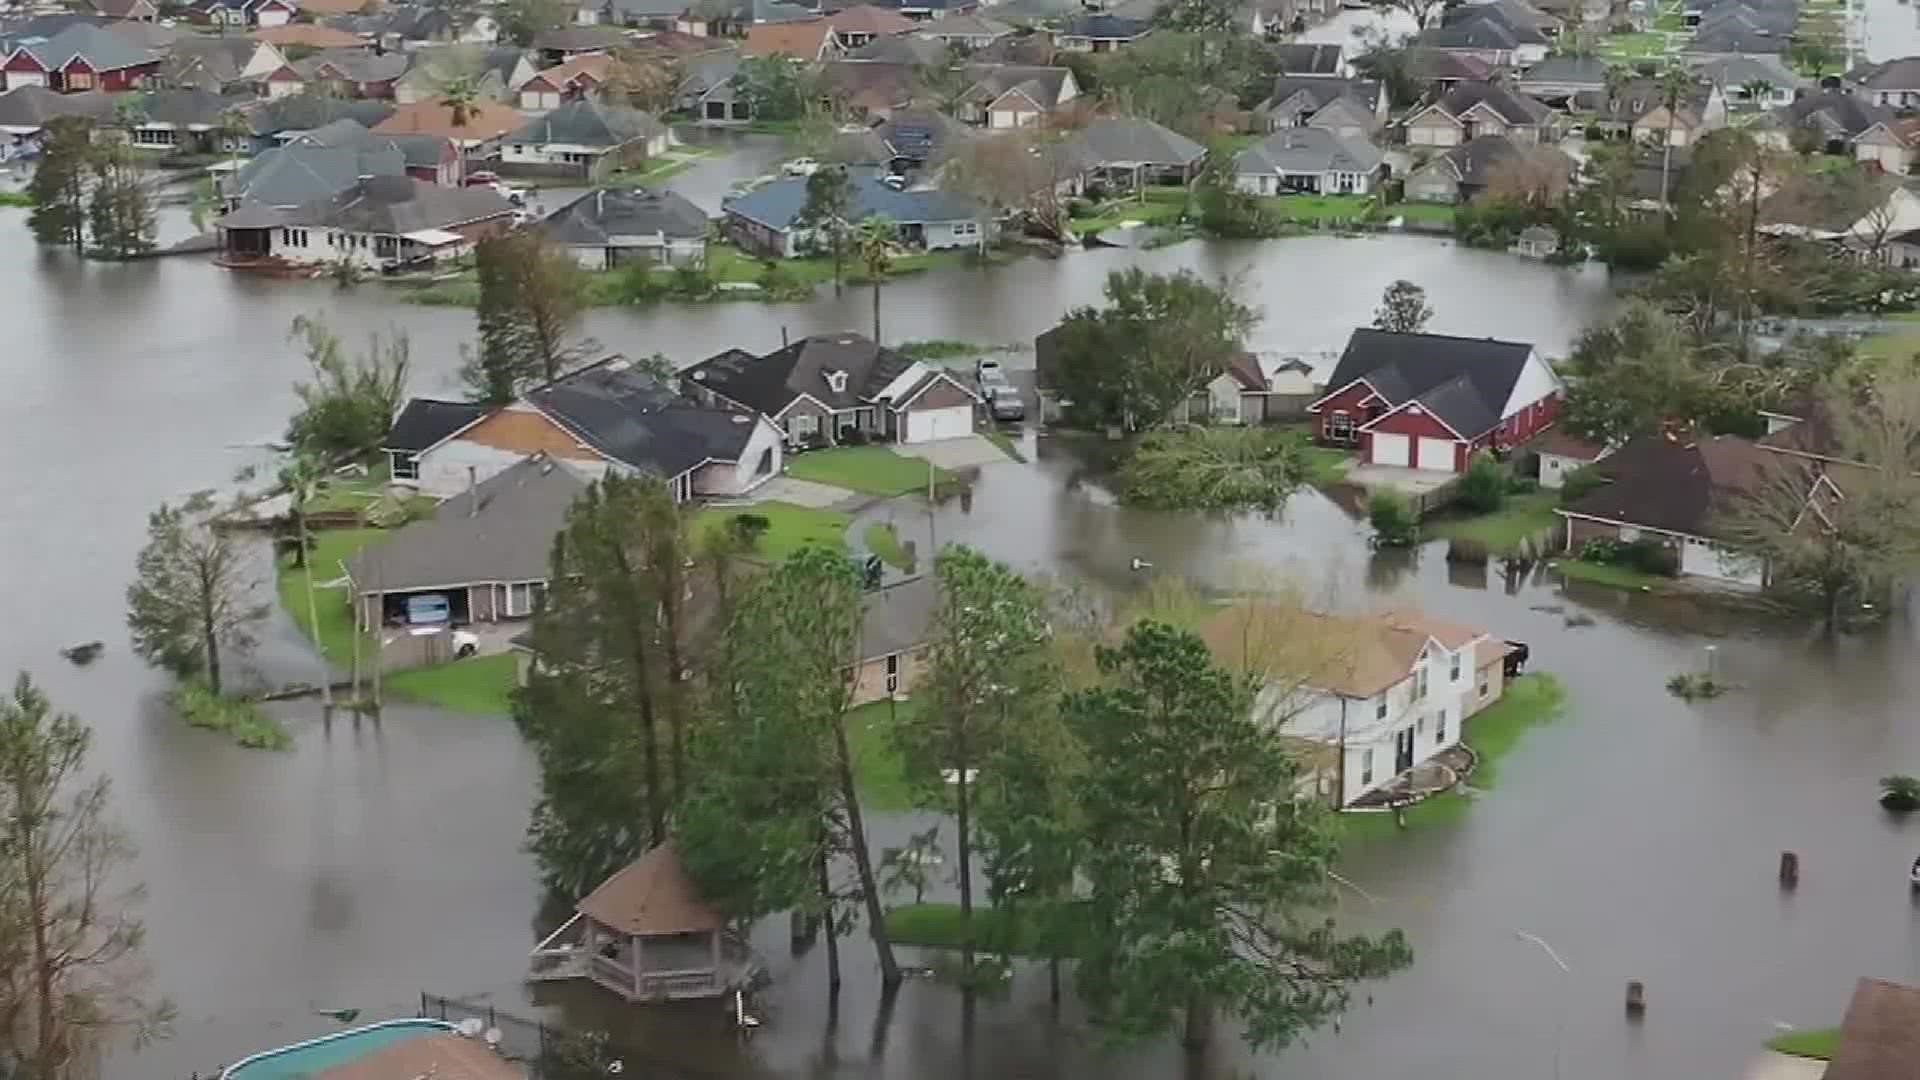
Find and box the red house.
[1307,328,1563,474]
[2,25,162,93]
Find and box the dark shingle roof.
[527,357,765,478]
[344,455,587,592]
[540,186,709,245]
[275,174,513,233]
[133,87,233,127]
[1851,56,1920,91]
[1272,41,1342,76]
[684,333,916,414]
[0,85,113,128]
[959,62,1072,109]
[1774,89,1890,139]
[1056,13,1149,38]
[298,47,411,84]
[1436,79,1552,125]
[1324,328,1536,439]
[246,94,395,136]
[723,165,985,231]
[509,99,665,148]
[221,142,407,206]
[858,575,936,660]
[1516,54,1609,88]
[1235,126,1382,175]
[1562,433,1775,538]
[1260,75,1381,114]
[1060,115,1205,170]
[386,397,491,453]
[1687,20,1788,53]
[159,34,258,88]
[9,21,157,72]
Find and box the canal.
[1,194,1916,1080]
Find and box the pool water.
[222,1020,458,1079]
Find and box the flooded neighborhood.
[6,0,1920,1075]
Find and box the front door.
[1394,726,1415,774]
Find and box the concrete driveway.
[746,476,855,509]
[898,434,1010,470]
[1346,463,1456,496]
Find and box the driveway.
[898,434,1010,470]
[1346,463,1457,496]
[746,476,856,509]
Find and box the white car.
[782,157,821,177]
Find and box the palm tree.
[440,76,480,129]
[854,215,897,344]
[1657,63,1691,209]
[1739,78,1777,108]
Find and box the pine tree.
[86,143,156,260]
[27,117,94,254]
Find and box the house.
[1582,77,1727,147]
[1509,223,1559,258]
[343,4,501,49]
[1402,46,1496,96]
[1533,427,1608,488]
[1405,80,1554,148]
[2,23,163,92]
[1514,55,1608,103]
[589,0,689,28]
[1821,977,1920,1080]
[503,99,667,174]
[229,1024,526,1080]
[528,844,757,1003]
[541,186,709,268]
[1232,126,1384,195]
[827,109,970,171]
[288,116,463,185]
[381,397,492,482]
[393,45,536,105]
[296,48,412,99]
[743,18,840,59]
[1554,432,1814,587]
[1402,134,1567,204]
[1272,42,1343,77]
[1200,604,1515,808]
[242,93,395,150]
[1057,115,1206,193]
[0,85,113,158]
[1308,328,1562,472]
[954,63,1078,129]
[1753,90,1895,159]
[87,0,160,21]
[372,98,526,156]
[821,59,917,119]
[250,23,369,50]
[159,35,291,96]
[344,454,586,631]
[852,575,936,705]
[916,12,1010,48]
[821,4,919,47]
[1263,80,1384,141]
[118,88,234,153]
[1052,13,1150,52]
[199,0,295,29]
[844,33,949,65]
[1689,53,1801,108]
[517,53,610,111]
[868,0,980,20]
[722,166,992,258]
[399,357,786,502]
[1759,171,1920,244]
[1414,8,1549,67]
[215,174,513,269]
[681,332,982,446]
[677,52,752,124]
[1174,352,1320,424]
[1850,56,1920,108]
[529,25,628,66]
[1683,19,1790,58]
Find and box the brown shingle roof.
[315,1032,523,1080]
[1824,977,1920,1080]
[576,843,724,936]
[1535,427,1606,461]
[373,98,525,141]
[744,18,834,58]
[1199,606,1487,699]
[253,24,366,48]
[826,3,917,34]
[1563,433,1774,539]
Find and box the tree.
[1051,268,1260,431]
[1067,621,1411,1051]
[943,129,1069,239]
[1481,145,1572,209]
[439,76,480,128]
[125,492,268,697]
[911,58,973,116]
[1456,451,1505,511]
[854,215,896,343]
[1347,32,1424,110]
[516,473,693,895]
[1790,40,1838,80]
[285,313,410,458]
[1093,32,1267,137]
[734,55,819,122]
[601,49,677,111]
[1118,427,1316,511]
[1368,0,1445,31]
[462,231,589,403]
[84,143,156,260]
[1372,279,1433,334]
[0,676,171,1078]
[28,117,94,254]
[1740,78,1777,107]
[498,0,570,45]
[1655,63,1692,208]
[895,547,1053,977]
[795,166,855,294]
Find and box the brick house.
[1307,328,1562,474]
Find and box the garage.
[904,404,973,444]
[1371,432,1410,467]
[1416,436,1457,472]
[1680,536,1764,587]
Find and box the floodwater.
[0,159,1912,1080]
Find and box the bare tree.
[125,492,269,697]
[941,129,1069,238]
[1482,145,1572,209]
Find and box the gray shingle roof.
[10,22,157,72]
[1849,56,1920,90]
[1272,42,1342,76]
[246,94,395,137]
[221,141,407,207]
[526,357,766,478]
[1775,89,1889,138]
[298,47,411,84]
[1259,75,1381,115]
[1517,54,1609,88]
[959,62,1071,109]
[133,88,234,127]
[844,33,947,63]
[273,174,513,233]
[722,165,986,232]
[1235,126,1381,175]
[540,186,709,245]
[857,575,936,661]
[1061,116,1205,170]
[386,398,491,453]
[0,85,113,129]
[1436,79,1552,125]
[159,35,258,88]
[1690,52,1803,89]
[684,333,916,414]
[345,455,588,593]
[295,118,454,170]
[510,99,665,148]
[1056,12,1149,38]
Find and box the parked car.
[405,593,450,625]
[988,384,1025,422]
[975,358,1008,393]
[782,157,820,177]
[464,170,500,188]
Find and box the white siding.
[1679,536,1764,587]
[256,6,290,26]
[1207,372,1242,422]
[1496,350,1562,420]
[922,218,988,250]
[1538,451,1583,489]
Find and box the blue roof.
[724,167,985,232]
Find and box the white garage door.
[1371,432,1410,467]
[1416,437,1456,472]
[905,405,972,444]
[1680,537,1763,586]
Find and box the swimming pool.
[221,1019,458,1080]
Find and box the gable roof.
[845,31,947,63]
[1259,74,1381,115]
[1774,89,1890,139]
[1516,54,1610,88]
[1431,133,1551,187]
[221,140,407,206]
[263,174,514,232]
[722,165,985,231]
[8,21,157,71]
[540,186,708,244]
[1404,45,1495,82]
[527,356,767,478]
[125,87,232,127]
[1316,327,1538,440]
[1061,115,1205,170]
[576,843,724,936]
[251,22,367,48]
[858,574,937,661]
[0,85,114,129]
[960,62,1072,109]
[684,332,917,413]
[298,46,410,84]
[523,50,610,91]
[1824,977,1920,1080]
[743,17,835,57]
[1433,79,1552,125]
[1560,432,1775,538]
[1199,606,1485,698]
[918,12,1011,38]
[345,454,587,592]
[385,397,491,453]
[1851,55,1920,91]
[159,34,260,87]
[1235,126,1382,175]
[1272,41,1342,76]
[1687,19,1788,53]
[509,98,664,147]
[245,93,394,136]
[1689,52,1804,90]
[826,3,918,34]
[1056,12,1150,38]
[372,98,524,140]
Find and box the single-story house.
[541,186,709,269]
[1403,134,1568,205]
[382,397,493,482]
[199,0,296,29]
[344,453,586,631]
[1405,80,1555,148]
[676,52,751,124]
[1820,977,1920,1080]
[118,87,236,153]
[393,45,538,106]
[1201,605,1515,808]
[722,166,992,258]
[502,99,668,173]
[1514,54,1608,104]
[1553,432,1832,588]
[1174,352,1320,425]
[1851,56,1920,109]
[1509,223,1559,258]
[529,25,628,65]
[159,35,293,97]
[241,91,397,154]
[852,575,936,705]
[1759,171,1920,245]
[295,48,411,100]
[681,332,981,446]
[1254,75,1386,137]
[372,98,527,156]
[1052,13,1151,52]
[0,85,113,159]
[1057,115,1207,194]
[916,12,1011,48]
[1575,77,1727,148]
[1532,427,1608,487]
[289,117,464,186]
[1413,10,1549,68]
[1751,90,1892,159]
[215,174,514,269]
[953,62,1078,129]
[401,356,787,502]
[1689,54,1802,108]
[742,18,842,59]
[1308,328,1562,473]
[1232,126,1384,196]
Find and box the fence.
[416,992,715,1080]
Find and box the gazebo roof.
[576,843,724,937]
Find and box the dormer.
[824,369,849,394]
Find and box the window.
[1478,671,1489,699]
[506,582,534,617]
[1436,710,1447,744]
[1360,749,1373,785]
[1449,651,1460,682]
[1374,695,1386,720]
[1328,411,1355,442]
[836,412,858,433]
[66,70,94,90]
[391,454,419,480]
[756,447,773,476]
[788,413,818,437]
[885,653,900,693]
[1414,667,1428,701]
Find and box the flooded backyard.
[1,191,1917,1080]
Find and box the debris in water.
[59,641,103,665]
[1563,613,1596,628]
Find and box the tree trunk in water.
[204,614,222,697]
[871,280,882,344]
[830,710,900,987]
[956,730,974,979]
[662,592,686,801]
[817,845,841,994]
[1183,992,1213,1052]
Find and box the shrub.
[1117,426,1312,511]
[1559,464,1607,505]
[1457,452,1506,513]
[727,512,770,547]
[1369,490,1418,546]
[1067,198,1095,219]
[669,263,714,299]
[1505,473,1539,495]
[1620,538,1679,575]
[614,262,668,304]
[168,680,292,750]
[1880,775,1920,812]
[1666,672,1724,701]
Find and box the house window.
[1479,671,1489,699]
[1414,667,1428,701]
[1374,695,1386,720]
[788,413,818,438]
[1449,651,1461,682]
[67,71,94,90]
[756,447,773,476]
[1328,411,1355,442]
[1436,709,1447,744]
[391,454,419,480]
[1361,749,1373,785]
[885,653,900,693]
[505,582,535,617]
[836,412,859,434]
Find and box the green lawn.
[1550,558,1672,592]
[1599,30,1672,59]
[1857,327,1920,361]
[843,696,915,810]
[983,429,1027,463]
[604,147,711,187]
[706,242,1000,289]
[696,501,851,561]
[1388,202,1458,225]
[1430,491,1561,554]
[1767,1027,1840,1060]
[384,653,517,715]
[302,459,436,518]
[279,528,381,665]
[863,521,914,570]
[1303,444,1354,486]
[786,446,952,497]
[1261,193,1373,221]
[1067,190,1190,236]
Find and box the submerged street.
[3,159,1920,1080]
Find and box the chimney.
[467,466,479,517]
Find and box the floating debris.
[59,641,104,665]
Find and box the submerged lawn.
[786,446,951,497]
[1550,558,1672,593]
[863,521,914,570]
[1430,491,1561,554]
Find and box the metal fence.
[418,993,571,1077]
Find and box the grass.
[897,339,998,361]
[383,653,518,715]
[884,901,1089,957]
[863,521,914,570]
[603,147,712,187]
[1387,202,1458,225]
[695,501,850,561]
[301,459,436,518]
[843,696,915,810]
[1598,30,1673,60]
[1066,189,1190,236]
[1767,1027,1840,1060]
[706,242,1003,289]
[169,681,293,750]
[1302,443,1353,486]
[983,428,1027,463]
[0,191,31,208]
[1260,193,1373,221]
[1550,558,1673,592]
[785,446,953,497]
[1857,326,1920,361]
[279,527,382,665]
[1429,490,1560,554]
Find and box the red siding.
[1310,381,1385,444]
[1364,403,1463,470]
[3,50,46,74]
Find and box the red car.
[464,170,500,188]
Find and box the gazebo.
[528,843,755,1002]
